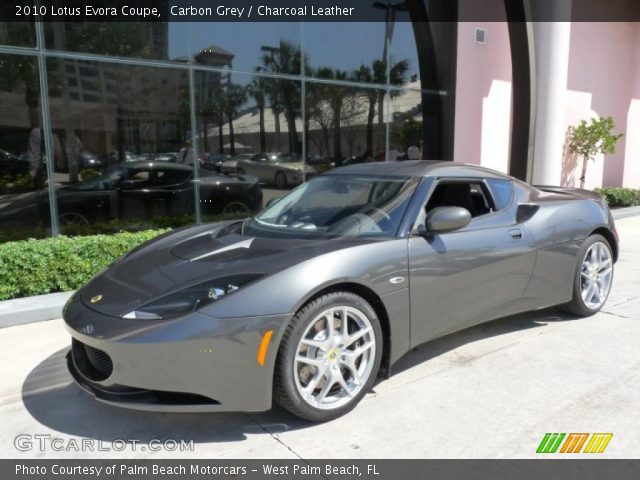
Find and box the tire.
[274,292,383,422]
[59,211,90,226]
[560,234,614,316]
[275,171,287,189]
[222,200,250,215]
[236,168,245,175]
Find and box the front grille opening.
[154,392,220,405]
[72,339,113,381]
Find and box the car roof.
[324,160,512,180]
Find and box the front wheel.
[561,234,614,316]
[274,292,382,422]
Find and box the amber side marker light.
[257,330,274,366]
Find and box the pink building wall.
[454,21,512,171]
[565,22,640,189]
[454,20,640,189]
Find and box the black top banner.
[3,0,640,23]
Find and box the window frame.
[411,176,506,233]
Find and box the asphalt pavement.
[1,216,639,459]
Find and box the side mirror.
[265,197,281,208]
[424,206,471,234]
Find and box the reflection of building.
[200,79,424,159]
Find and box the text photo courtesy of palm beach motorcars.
[1,0,639,472]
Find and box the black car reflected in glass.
[0,162,262,230]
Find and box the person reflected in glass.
[178,139,195,165]
[407,145,420,160]
[27,127,67,188]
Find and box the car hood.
[276,162,315,172]
[198,173,258,186]
[79,221,372,317]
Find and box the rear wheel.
[59,211,90,226]
[561,234,613,316]
[275,171,287,189]
[274,292,382,422]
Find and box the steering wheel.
[328,213,383,235]
[364,206,391,222]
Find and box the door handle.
[508,229,523,239]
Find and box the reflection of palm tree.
[260,40,303,155]
[0,48,40,129]
[316,68,350,160]
[247,75,267,152]
[351,59,408,157]
[225,83,247,155]
[352,61,384,157]
[268,90,283,151]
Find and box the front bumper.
[64,294,290,412]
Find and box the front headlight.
[123,274,263,319]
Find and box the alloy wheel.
[293,306,376,410]
[222,201,250,215]
[580,240,613,309]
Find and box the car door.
[408,177,537,346]
[245,153,268,181]
[147,166,193,216]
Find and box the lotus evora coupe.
[64,161,618,421]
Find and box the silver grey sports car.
[64,161,618,421]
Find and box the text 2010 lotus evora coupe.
[64,161,618,421]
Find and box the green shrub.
[0,229,167,301]
[0,212,248,243]
[0,173,34,194]
[595,187,639,208]
[79,168,100,181]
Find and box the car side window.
[425,180,495,218]
[154,169,191,186]
[486,178,513,210]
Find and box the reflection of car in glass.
[0,149,29,176]
[221,153,253,175]
[152,152,178,163]
[0,162,262,228]
[63,161,618,422]
[102,151,136,164]
[236,152,316,188]
[200,153,230,172]
[78,151,103,169]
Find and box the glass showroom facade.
[0,17,456,242]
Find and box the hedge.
[595,187,639,208]
[0,229,167,301]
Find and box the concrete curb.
[612,205,640,220]
[0,291,74,329]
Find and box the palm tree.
[352,59,409,158]
[247,74,267,152]
[224,83,247,156]
[260,39,304,155]
[316,68,350,160]
[352,61,384,157]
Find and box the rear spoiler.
[533,185,602,202]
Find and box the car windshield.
[243,174,418,239]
